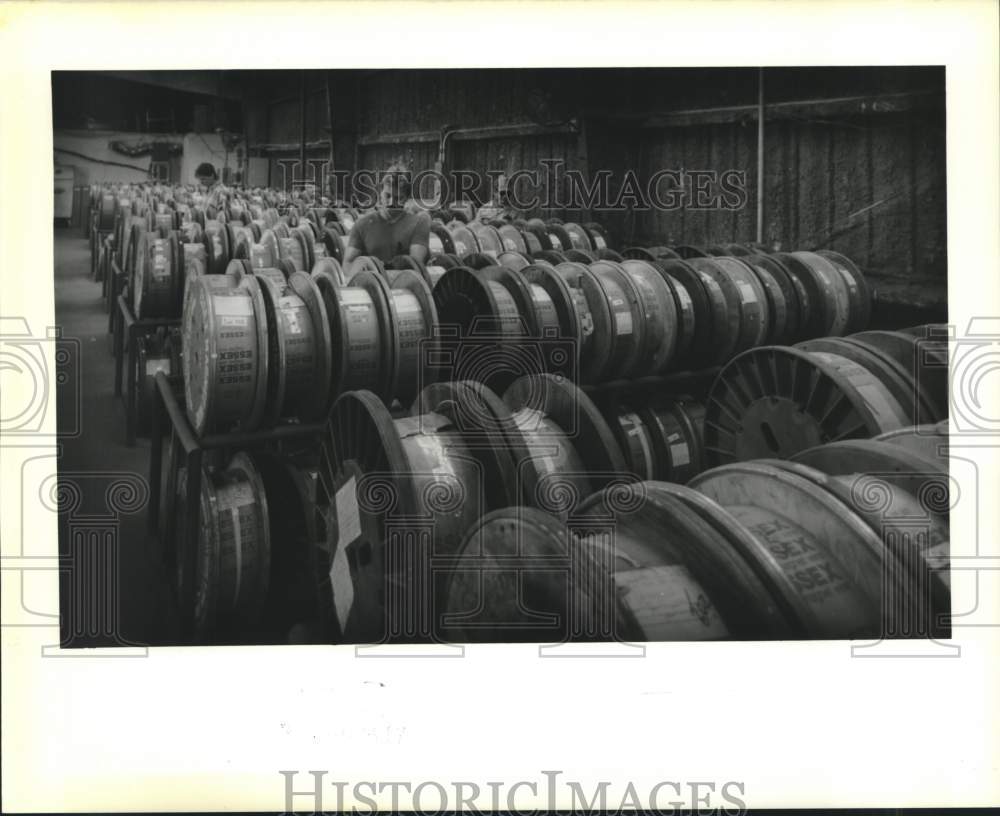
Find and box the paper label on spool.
[213,294,253,317]
[736,281,757,304]
[616,565,729,640]
[331,476,361,628]
[279,296,303,335]
[454,241,467,255]
[593,235,606,249]
[614,307,633,336]
[504,238,517,250]
[212,234,222,257]
[549,235,561,249]
[669,441,691,467]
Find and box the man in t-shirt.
[343,164,430,270]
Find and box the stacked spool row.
[451,420,949,643]
[176,371,948,644]
[704,323,950,466]
[429,247,872,389]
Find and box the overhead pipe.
[756,68,765,245]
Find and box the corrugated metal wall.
[247,67,946,281]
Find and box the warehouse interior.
[53,68,950,648]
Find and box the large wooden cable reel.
[314,382,519,642]
[182,274,270,435]
[817,250,872,332]
[761,452,949,638]
[690,461,900,638]
[500,373,628,518]
[704,345,910,466]
[849,329,949,423]
[553,262,614,384]
[795,335,935,425]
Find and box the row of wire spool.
[171,374,949,644]
[86,183,947,648]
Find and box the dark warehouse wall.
[238,66,949,282]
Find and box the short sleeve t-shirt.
[347,209,431,262]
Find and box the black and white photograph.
[52,65,950,647]
[2,2,998,813]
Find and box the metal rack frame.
[147,372,326,639]
[112,294,181,446]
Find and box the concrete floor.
[54,226,180,646]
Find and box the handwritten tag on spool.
[736,281,757,304]
[616,565,729,640]
[331,475,360,629]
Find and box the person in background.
[476,172,524,223]
[343,163,430,269]
[194,162,220,192]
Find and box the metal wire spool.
[762,455,949,638]
[687,257,768,354]
[315,381,519,642]
[547,223,574,252]
[176,452,271,642]
[447,222,480,258]
[254,454,322,641]
[849,329,949,423]
[704,345,910,465]
[429,222,456,255]
[575,481,796,638]
[321,226,347,264]
[874,424,949,473]
[816,250,871,333]
[691,461,909,638]
[226,222,256,261]
[254,270,333,426]
[582,222,610,251]
[123,216,147,277]
[154,212,174,237]
[183,274,270,435]
[497,223,529,254]
[672,244,708,259]
[551,262,612,383]
[639,395,706,482]
[496,251,531,272]
[769,251,850,338]
[134,233,182,319]
[588,260,647,379]
[619,259,681,374]
[312,264,395,401]
[795,336,933,426]
[347,255,387,279]
[461,252,497,270]
[202,220,231,276]
[312,257,347,287]
[469,222,504,258]
[738,253,801,344]
[432,265,541,389]
[520,228,545,255]
[501,373,628,517]
[382,269,440,404]
[518,263,583,379]
[562,222,593,251]
[98,193,116,231]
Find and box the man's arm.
[343,220,366,271]
[408,211,431,264]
